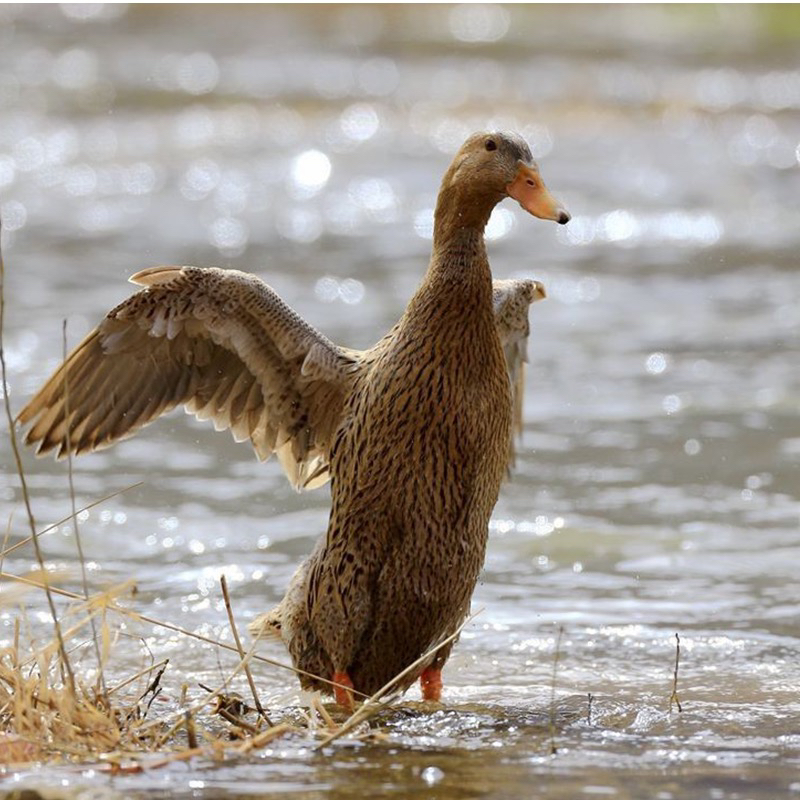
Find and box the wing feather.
[492,279,546,472]
[18,266,360,490]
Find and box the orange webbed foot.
[332,670,355,710]
[420,667,443,702]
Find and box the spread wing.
[492,278,546,469]
[17,265,360,490]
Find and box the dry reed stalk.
[0,734,40,762]
[220,574,272,726]
[0,480,159,761]
[0,218,76,693]
[12,581,136,678]
[0,600,208,764]
[146,626,280,747]
[107,658,169,697]
[101,745,207,774]
[183,710,198,749]
[311,694,338,732]
[232,722,292,754]
[669,632,683,713]
[61,319,107,697]
[217,707,259,735]
[151,710,195,749]
[29,606,109,668]
[1,514,12,577]
[98,722,294,775]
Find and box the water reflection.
[0,199,26,231]
[314,276,365,305]
[181,158,220,200]
[449,4,511,43]
[339,102,381,142]
[157,52,220,95]
[59,3,127,23]
[53,47,98,91]
[348,177,397,222]
[557,210,723,248]
[289,149,331,197]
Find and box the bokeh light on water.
[0,4,799,798]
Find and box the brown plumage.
[17,131,568,704]
[248,276,546,680]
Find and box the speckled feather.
[249,276,545,692]
[18,131,554,699]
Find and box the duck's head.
[441,131,570,227]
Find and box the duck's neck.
[425,183,496,292]
[430,226,487,280]
[400,224,493,345]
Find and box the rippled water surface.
[1,5,799,799]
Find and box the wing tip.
[530,280,547,303]
[129,266,186,287]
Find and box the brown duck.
[18,131,568,707]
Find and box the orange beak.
[506,163,570,225]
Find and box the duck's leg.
[420,667,443,702]
[421,633,458,702]
[332,671,355,710]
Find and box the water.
[1,4,799,798]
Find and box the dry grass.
[0,219,473,769]
[0,220,298,767]
[0,558,465,768]
[0,498,304,767]
[0,523,362,769]
[0,564,478,766]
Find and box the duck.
[247,276,546,636]
[18,131,569,707]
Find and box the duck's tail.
[247,607,284,641]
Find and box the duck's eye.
[526,178,536,187]
[485,139,497,152]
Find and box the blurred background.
[1,4,799,798]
